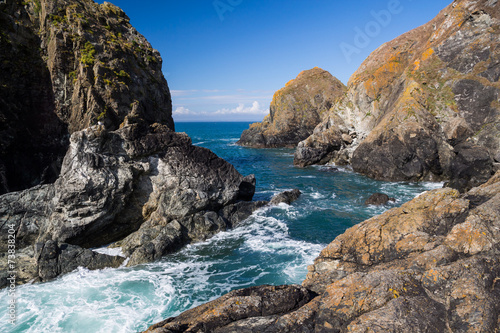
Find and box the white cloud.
[174,102,268,119]
[214,101,268,115]
[173,106,197,115]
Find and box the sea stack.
[237,67,346,148]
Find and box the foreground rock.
[0,0,173,194]
[364,193,395,206]
[146,171,500,332]
[237,68,346,148]
[144,285,315,333]
[295,0,499,192]
[0,122,263,286]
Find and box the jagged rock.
[35,240,124,282]
[237,67,346,148]
[148,171,500,332]
[143,285,315,333]
[0,122,260,284]
[294,0,500,190]
[269,189,302,206]
[294,113,349,167]
[445,142,495,192]
[364,193,395,206]
[0,0,173,194]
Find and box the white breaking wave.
[0,207,323,333]
[92,247,126,258]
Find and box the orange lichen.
[421,48,434,61]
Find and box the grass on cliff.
[81,41,96,66]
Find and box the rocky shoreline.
[0,0,268,287]
[145,0,500,331]
[144,170,500,333]
[239,0,500,193]
[0,0,499,331]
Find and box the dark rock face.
[35,240,125,282]
[0,123,260,283]
[269,189,301,206]
[294,113,352,168]
[0,0,174,194]
[445,142,495,192]
[294,0,500,190]
[237,68,346,148]
[364,193,394,206]
[147,171,500,332]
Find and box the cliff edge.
[0,0,173,194]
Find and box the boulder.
[238,67,346,148]
[35,241,125,282]
[364,193,395,206]
[269,189,302,206]
[143,285,315,333]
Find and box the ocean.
[0,122,443,332]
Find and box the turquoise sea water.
[0,122,443,332]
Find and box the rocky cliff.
[237,67,346,148]
[145,170,500,333]
[0,0,263,286]
[0,0,173,195]
[295,0,500,192]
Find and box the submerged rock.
[269,189,302,206]
[148,171,500,332]
[364,193,395,206]
[294,0,499,191]
[237,67,346,148]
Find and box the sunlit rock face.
[295,0,499,192]
[238,67,346,148]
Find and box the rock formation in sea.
[294,0,499,192]
[144,170,500,333]
[237,67,346,148]
[0,0,264,286]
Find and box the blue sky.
[96,0,450,122]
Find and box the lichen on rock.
[294,0,500,192]
[146,170,500,333]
